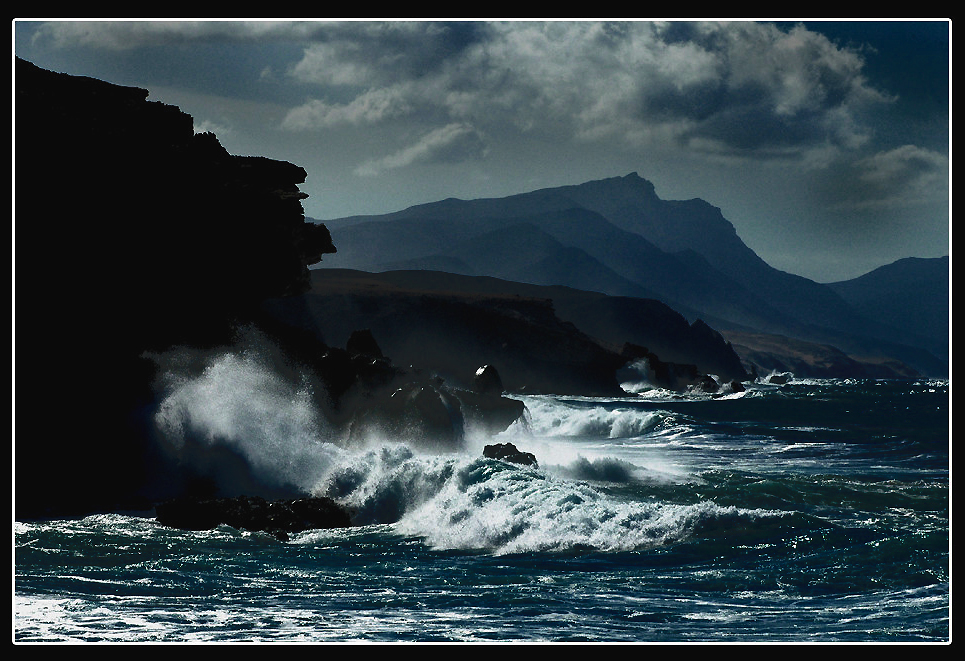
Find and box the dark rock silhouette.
[346,329,384,359]
[341,359,526,450]
[276,269,748,395]
[15,58,336,518]
[472,364,504,396]
[155,495,353,541]
[456,366,527,437]
[347,379,467,449]
[483,442,538,467]
[619,343,706,392]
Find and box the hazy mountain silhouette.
[828,256,949,362]
[317,173,948,377]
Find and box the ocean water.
[14,368,950,643]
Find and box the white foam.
[513,395,667,440]
[394,460,775,554]
[153,348,343,494]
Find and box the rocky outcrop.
[265,269,637,397]
[342,357,526,450]
[724,330,921,380]
[472,364,504,396]
[619,343,709,392]
[155,495,354,541]
[15,59,336,518]
[483,442,538,467]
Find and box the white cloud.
[354,123,488,176]
[30,20,319,50]
[29,20,903,176]
[281,21,891,162]
[281,86,415,130]
[850,144,949,209]
[31,20,893,162]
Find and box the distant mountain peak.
[621,171,651,186]
[569,171,656,195]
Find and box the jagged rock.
[472,364,504,395]
[348,381,466,448]
[15,58,337,519]
[695,374,719,393]
[483,442,538,467]
[620,342,705,391]
[453,388,526,437]
[155,495,354,541]
[346,329,383,359]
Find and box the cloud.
[850,145,949,209]
[28,20,904,172]
[193,118,232,137]
[354,123,488,176]
[281,21,892,163]
[288,21,486,84]
[30,20,895,160]
[29,20,320,50]
[281,86,415,130]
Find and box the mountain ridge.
[314,173,948,377]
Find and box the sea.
[14,362,950,644]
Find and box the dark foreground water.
[15,376,949,643]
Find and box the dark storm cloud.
[279,21,893,162]
[298,21,488,83]
[22,20,896,160]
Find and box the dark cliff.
[261,269,749,395]
[15,58,335,517]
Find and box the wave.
[385,454,783,555]
[145,345,784,555]
[511,395,671,439]
[152,345,346,497]
[144,344,947,558]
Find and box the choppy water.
[15,376,950,643]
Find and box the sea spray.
[517,395,667,439]
[16,379,949,641]
[616,357,656,394]
[321,444,459,525]
[151,340,343,497]
[393,454,783,555]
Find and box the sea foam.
[152,344,343,496]
[147,342,762,555]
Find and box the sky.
[13,19,950,282]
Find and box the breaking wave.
[146,345,780,555]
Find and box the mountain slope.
[316,172,947,377]
[384,221,663,300]
[261,268,751,392]
[827,256,949,361]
